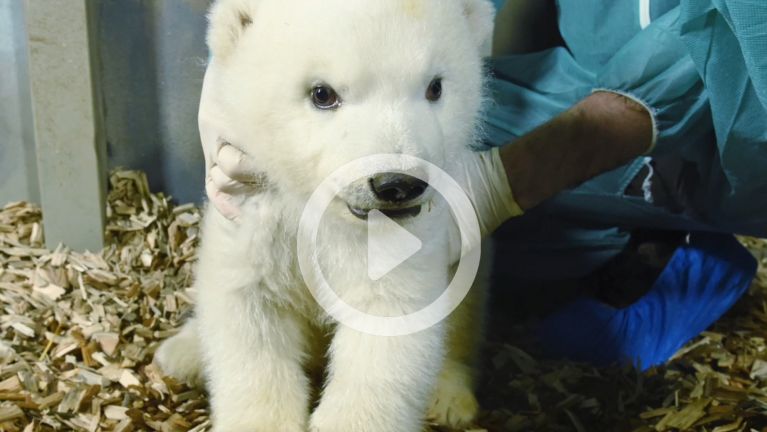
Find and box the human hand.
[199,62,264,221]
[454,90,653,240]
[452,147,524,238]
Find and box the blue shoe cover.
[537,232,757,370]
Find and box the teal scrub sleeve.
[484,1,767,235]
[490,0,506,12]
[678,0,767,227]
[594,3,767,233]
[481,47,594,149]
[593,7,712,157]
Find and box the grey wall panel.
[2,0,213,207]
[25,0,107,251]
[97,0,210,204]
[0,0,39,205]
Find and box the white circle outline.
[297,154,481,336]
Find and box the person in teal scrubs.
[485,0,764,368]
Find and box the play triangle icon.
[367,209,423,281]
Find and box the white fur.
[155,1,496,430]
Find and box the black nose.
[369,173,427,203]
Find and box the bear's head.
[206,0,495,220]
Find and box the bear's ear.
[462,0,496,55]
[207,0,258,60]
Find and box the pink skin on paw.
[206,177,242,221]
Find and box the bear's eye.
[426,78,442,102]
[310,85,341,110]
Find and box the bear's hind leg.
[154,318,205,387]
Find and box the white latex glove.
[453,147,524,238]
[199,61,263,221]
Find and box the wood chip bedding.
[1,170,765,431]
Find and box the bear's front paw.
[212,419,305,432]
[309,408,363,432]
[210,386,309,432]
[211,401,307,432]
[310,405,421,432]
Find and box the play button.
[367,210,423,281]
[297,154,481,336]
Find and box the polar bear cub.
[155,0,496,431]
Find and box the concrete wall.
[96,0,210,204]
[0,0,210,207]
[24,0,107,251]
[0,0,38,205]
